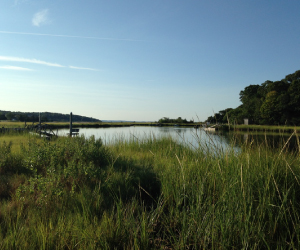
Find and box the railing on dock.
[1,112,79,138]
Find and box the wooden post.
[69,112,73,137]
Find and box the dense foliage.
[206,70,300,125]
[158,117,193,124]
[0,111,101,122]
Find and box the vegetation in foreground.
[0,131,300,249]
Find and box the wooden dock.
[0,123,57,139]
[1,112,79,139]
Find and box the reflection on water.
[57,126,298,152]
[58,126,232,150]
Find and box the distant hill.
[0,110,101,122]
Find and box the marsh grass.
[0,131,40,154]
[232,124,300,133]
[0,121,26,128]
[0,131,299,249]
[1,121,159,129]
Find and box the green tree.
[206,69,300,125]
[260,91,278,124]
[239,84,262,123]
[5,112,13,120]
[288,79,300,124]
[158,117,170,123]
[284,69,300,83]
[0,112,6,120]
[226,105,245,124]
[177,117,183,123]
[206,116,215,123]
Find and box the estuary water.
[57,126,298,152]
[57,126,235,151]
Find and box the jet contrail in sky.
[0,31,142,41]
[0,56,64,67]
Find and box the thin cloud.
[0,56,99,71]
[32,9,49,27]
[69,66,99,71]
[0,65,33,71]
[13,0,28,7]
[0,31,142,42]
[0,56,64,67]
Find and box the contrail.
[69,66,98,71]
[0,65,33,71]
[0,31,142,42]
[0,56,64,67]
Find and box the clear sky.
[1,0,300,121]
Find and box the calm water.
[57,126,233,150]
[57,126,298,151]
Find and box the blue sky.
[1,0,300,121]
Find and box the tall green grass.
[0,132,299,249]
[232,124,300,133]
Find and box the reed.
[0,132,299,249]
[232,124,300,133]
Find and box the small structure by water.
[67,112,80,137]
[204,124,220,132]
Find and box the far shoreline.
[1,121,300,133]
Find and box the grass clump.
[0,132,300,249]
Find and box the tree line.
[206,70,300,125]
[0,111,101,123]
[158,117,193,124]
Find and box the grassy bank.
[0,121,145,129]
[0,132,300,249]
[227,124,300,133]
[0,121,200,129]
[2,121,299,132]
